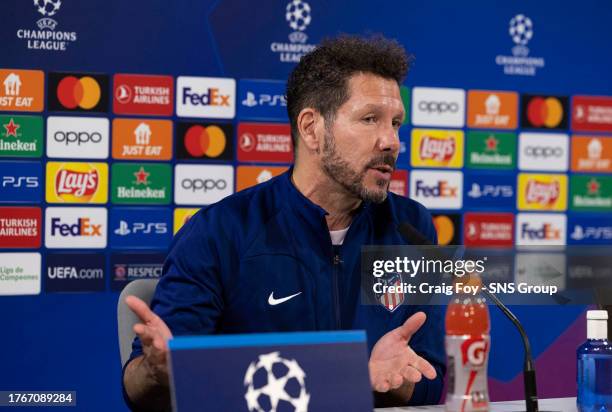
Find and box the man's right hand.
[123,296,173,411]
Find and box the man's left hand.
[369,311,437,393]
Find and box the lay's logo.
[518,173,567,211]
[411,129,463,168]
[525,180,559,206]
[420,136,455,161]
[46,162,108,204]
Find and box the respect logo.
[46,162,108,204]
[518,173,567,211]
[411,129,463,168]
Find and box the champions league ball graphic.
[509,14,533,46]
[286,0,312,32]
[34,0,61,17]
[244,351,310,412]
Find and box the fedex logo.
[50,218,102,236]
[516,213,566,246]
[176,77,235,119]
[520,223,560,240]
[415,180,458,197]
[182,88,230,107]
[410,170,462,209]
[45,207,107,248]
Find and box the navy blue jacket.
[125,169,446,406]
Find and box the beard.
[320,129,396,204]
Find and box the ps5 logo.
[2,176,39,188]
[114,220,167,236]
[570,224,612,241]
[467,183,513,199]
[242,92,286,108]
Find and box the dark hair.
[286,34,410,151]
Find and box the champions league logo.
[244,351,310,412]
[15,0,78,51]
[495,14,545,76]
[270,0,317,63]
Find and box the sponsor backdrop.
[1,0,611,409]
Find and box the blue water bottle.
[577,310,612,412]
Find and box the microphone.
[397,221,540,412]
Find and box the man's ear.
[296,108,324,154]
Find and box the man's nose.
[378,125,400,153]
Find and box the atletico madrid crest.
[376,272,405,312]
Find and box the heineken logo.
[525,180,559,206]
[467,131,515,169]
[0,115,42,157]
[111,163,171,204]
[570,175,612,211]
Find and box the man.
[123,35,445,410]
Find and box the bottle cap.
[587,310,609,320]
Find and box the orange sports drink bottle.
[445,276,491,412]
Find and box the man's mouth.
[368,164,393,178]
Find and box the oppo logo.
[180,178,227,192]
[54,131,103,145]
[418,101,459,114]
[524,146,564,158]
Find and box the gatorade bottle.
[445,277,491,412]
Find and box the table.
[376,397,577,411]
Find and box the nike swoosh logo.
[268,291,302,306]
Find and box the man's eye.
[392,120,402,129]
[363,116,377,123]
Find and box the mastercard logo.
[525,96,565,128]
[433,215,456,245]
[183,125,227,158]
[57,76,102,110]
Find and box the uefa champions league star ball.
[286,0,312,32]
[509,14,534,46]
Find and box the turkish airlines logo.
[113,74,173,116]
[572,96,612,133]
[48,72,109,112]
[518,133,568,171]
[46,116,109,159]
[46,162,108,204]
[176,76,236,119]
[411,87,465,127]
[237,123,293,163]
[464,213,513,247]
[0,207,41,248]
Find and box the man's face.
[321,72,403,203]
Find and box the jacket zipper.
[332,248,342,329]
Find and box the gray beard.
[320,130,390,204]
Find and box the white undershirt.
[329,227,350,246]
